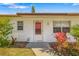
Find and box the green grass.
[0,48,35,56]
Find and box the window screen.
[17,21,23,30]
[53,21,70,33]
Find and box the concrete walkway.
[27,42,57,56]
[32,48,55,56]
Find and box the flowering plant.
[50,32,79,56]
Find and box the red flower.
[55,32,66,43]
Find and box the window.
[35,22,41,34]
[53,27,61,33]
[17,21,23,30]
[53,21,70,33]
[62,27,70,33]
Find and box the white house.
[0,13,78,42]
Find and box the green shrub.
[70,25,79,40]
[0,17,13,47]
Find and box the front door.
[34,21,43,42]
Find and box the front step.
[26,42,50,48]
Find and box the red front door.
[34,21,43,42]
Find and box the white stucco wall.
[11,17,34,42]
[10,15,79,42]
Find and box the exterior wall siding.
[10,15,79,42]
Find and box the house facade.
[0,13,79,42]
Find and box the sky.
[0,3,79,14]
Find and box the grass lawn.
[0,48,35,56]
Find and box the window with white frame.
[17,21,23,30]
[53,21,70,33]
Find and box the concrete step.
[26,42,50,48]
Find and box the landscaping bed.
[10,42,28,48]
[49,42,79,56]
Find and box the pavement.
[26,42,57,56]
[32,48,55,56]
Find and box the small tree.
[0,17,13,47]
[32,5,35,13]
